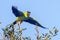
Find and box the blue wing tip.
[12,6,17,9]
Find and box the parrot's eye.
[26,12,30,17]
[27,11,31,13]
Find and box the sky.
[0,0,60,40]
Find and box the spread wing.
[24,17,46,29]
[12,6,24,17]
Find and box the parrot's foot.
[18,21,22,27]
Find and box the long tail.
[39,25,47,29]
[37,23,48,29]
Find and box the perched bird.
[10,6,47,29]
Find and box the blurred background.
[0,0,60,40]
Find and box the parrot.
[10,6,47,29]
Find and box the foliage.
[0,22,2,24]
[0,23,58,40]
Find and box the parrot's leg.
[18,21,22,27]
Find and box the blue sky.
[0,0,60,40]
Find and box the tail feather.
[39,25,47,29]
[37,23,48,29]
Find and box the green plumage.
[10,6,47,29]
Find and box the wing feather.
[12,6,24,17]
[24,17,46,29]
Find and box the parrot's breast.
[16,16,27,21]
